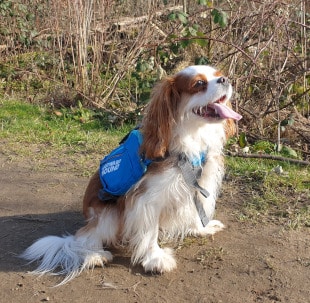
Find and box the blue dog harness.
[99,129,151,198]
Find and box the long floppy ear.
[140,77,180,159]
[224,100,237,139]
[225,118,236,139]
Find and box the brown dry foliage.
[0,0,309,157]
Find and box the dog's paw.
[142,247,177,274]
[199,220,225,236]
[82,250,113,270]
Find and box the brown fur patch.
[214,70,223,77]
[223,100,237,139]
[81,171,126,243]
[82,171,121,219]
[140,77,179,160]
[174,73,208,94]
[188,74,208,94]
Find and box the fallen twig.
[99,281,141,296]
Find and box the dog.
[21,65,242,285]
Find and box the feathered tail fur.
[21,234,113,285]
[20,205,119,285]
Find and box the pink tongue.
[212,103,242,121]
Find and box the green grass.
[0,99,132,147]
[1,98,309,228]
[226,156,310,229]
[0,99,133,174]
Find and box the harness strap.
[98,189,118,201]
[194,193,210,227]
[178,153,210,227]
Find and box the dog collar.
[190,151,207,167]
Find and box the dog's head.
[175,66,241,121]
[141,65,242,159]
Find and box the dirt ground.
[0,152,309,303]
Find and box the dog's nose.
[217,77,229,85]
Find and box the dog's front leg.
[192,155,226,236]
[123,196,177,273]
[140,234,177,274]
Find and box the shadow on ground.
[0,211,84,272]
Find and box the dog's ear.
[225,118,236,139]
[141,77,179,159]
[224,100,237,139]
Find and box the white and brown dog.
[22,65,242,284]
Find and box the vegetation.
[0,99,133,174]
[0,0,309,160]
[226,156,309,229]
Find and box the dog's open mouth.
[192,96,242,121]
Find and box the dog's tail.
[21,206,121,285]
[21,232,113,285]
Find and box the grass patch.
[226,156,310,229]
[0,99,132,148]
[0,98,134,174]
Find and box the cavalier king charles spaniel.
[22,65,242,284]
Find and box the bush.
[0,0,309,159]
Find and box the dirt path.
[0,153,309,303]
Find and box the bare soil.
[0,152,309,303]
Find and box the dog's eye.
[195,80,206,88]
